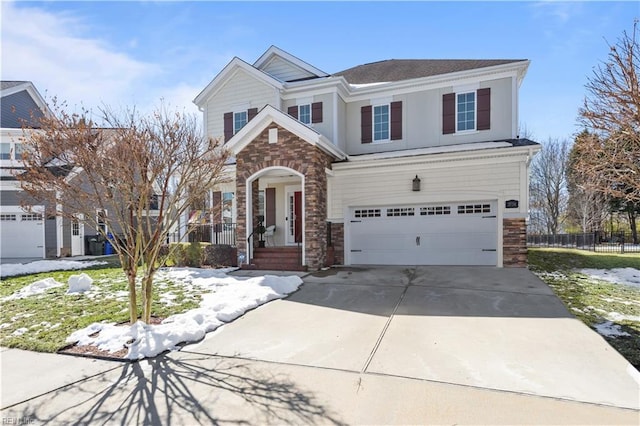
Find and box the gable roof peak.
[253,46,328,78]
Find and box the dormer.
[254,46,329,82]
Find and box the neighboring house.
[0,81,102,259]
[0,81,56,259]
[192,46,540,271]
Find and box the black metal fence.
[188,223,236,246]
[528,231,640,253]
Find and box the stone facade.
[235,124,335,270]
[503,218,527,267]
[328,222,344,265]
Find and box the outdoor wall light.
[412,175,421,192]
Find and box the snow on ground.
[66,267,303,360]
[1,260,107,278]
[578,268,640,288]
[2,278,64,301]
[594,321,631,337]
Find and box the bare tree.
[18,100,228,324]
[577,20,640,205]
[530,138,570,235]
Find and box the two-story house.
[193,46,540,270]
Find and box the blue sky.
[1,1,636,142]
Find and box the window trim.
[233,110,248,134]
[298,104,311,125]
[372,103,391,143]
[455,91,477,133]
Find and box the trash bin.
[87,236,104,255]
[104,233,114,255]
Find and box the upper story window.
[457,92,476,132]
[0,143,11,160]
[443,88,491,135]
[287,102,323,125]
[361,101,402,144]
[233,111,248,134]
[0,142,23,160]
[224,108,258,142]
[298,104,311,125]
[373,105,390,142]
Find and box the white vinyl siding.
[345,77,513,155]
[328,158,522,221]
[205,69,275,140]
[261,56,316,82]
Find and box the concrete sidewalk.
[2,266,639,424]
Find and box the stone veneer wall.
[503,218,527,267]
[235,124,334,270]
[329,222,344,265]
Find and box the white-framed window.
[222,192,235,228]
[298,104,311,125]
[233,111,248,134]
[0,214,17,221]
[457,92,476,132]
[0,143,11,160]
[354,209,381,218]
[373,104,390,142]
[387,207,415,217]
[96,209,108,234]
[14,143,24,160]
[457,204,491,214]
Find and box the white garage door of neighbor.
[349,201,497,266]
[0,209,44,258]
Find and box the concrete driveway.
[193,266,640,410]
[3,266,639,424]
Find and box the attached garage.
[348,201,497,266]
[0,206,45,258]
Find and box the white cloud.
[0,2,157,112]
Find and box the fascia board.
[225,105,346,160]
[193,57,284,106]
[254,46,329,77]
[335,145,536,173]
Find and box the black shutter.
[361,105,372,144]
[311,102,323,123]
[223,112,233,141]
[442,93,455,134]
[477,88,491,131]
[390,101,402,140]
[287,105,298,119]
[248,107,258,121]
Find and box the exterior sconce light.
[412,175,421,192]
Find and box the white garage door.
[349,201,497,266]
[0,208,44,258]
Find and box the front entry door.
[71,214,84,256]
[285,186,302,245]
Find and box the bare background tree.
[19,101,228,324]
[529,138,570,235]
[577,20,639,205]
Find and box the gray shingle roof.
[1,81,29,91]
[333,59,527,84]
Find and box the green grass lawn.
[0,259,203,353]
[528,248,640,369]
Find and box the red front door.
[294,191,302,243]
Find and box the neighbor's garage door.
[349,201,497,266]
[0,208,44,258]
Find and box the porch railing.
[188,223,237,246]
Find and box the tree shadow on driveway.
[6,353,346,425]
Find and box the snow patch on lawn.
[1,260,107,278]
[2,278,64,301]
[67,273,93,294]
[578,268,640,288]
[66,268,303,360]
[594,321,631,337]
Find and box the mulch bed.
[57,316,165,362]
